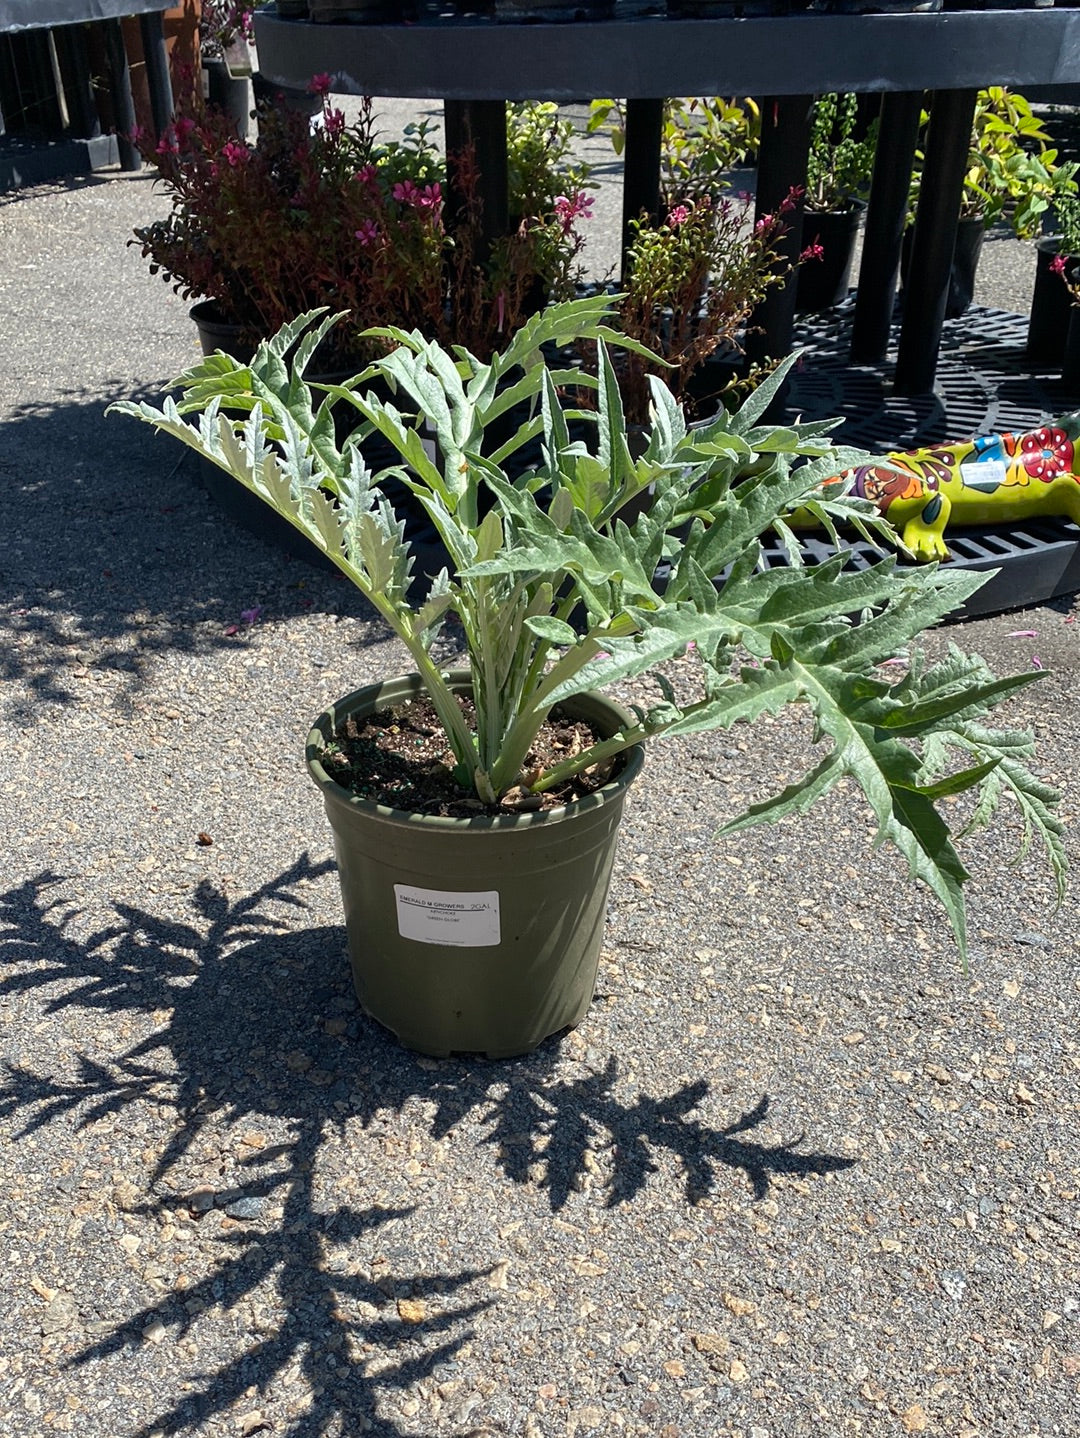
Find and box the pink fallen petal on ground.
[1007,629,1038,638]
[240,605,264,625]
[223,624,240,636]
[1032,655,1043,669]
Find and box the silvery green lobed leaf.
[108,302,1065,962]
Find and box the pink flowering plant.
[507,100,591,220]
[199,0,254,55]
[133,91,593,368]
[1048,193,1080,307]
[611,189,797,424]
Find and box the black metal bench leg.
[850,90,923,366]
[444,99,508,266]
[140,9,174,142]
[744,93,813,380]
[52,23,101,140]
[620,97,663,286]
[101,17,140,171]
[894,87,977,396]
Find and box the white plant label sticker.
[959,458,1008,491]
[394,885,501,947]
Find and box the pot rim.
[189,298,245,326]
[306,671,646,831]
[1036,235,1080,259]
[189,302,376,381]
[801,199,867,219]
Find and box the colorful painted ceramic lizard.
[818,414,1080,560]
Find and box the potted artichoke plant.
[110,298,1065,1058]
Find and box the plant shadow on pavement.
[0,386,388,722]
[0,859,854,1436]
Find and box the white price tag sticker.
[394,885,501,947]
[960,459,1007,489]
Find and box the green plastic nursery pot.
[306,673,645,1059]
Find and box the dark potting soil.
[319,695,620,818]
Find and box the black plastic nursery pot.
[202,56,251,140]
[1064,309,1080,394]
[251,69,324,117]
[901,213,985,320]
[795,207,862,313]
[306,673,646,1059]
[190,299,252,361]
[1027,239,1079,368]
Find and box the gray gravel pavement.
[1,111,1079,1438]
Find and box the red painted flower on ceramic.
[1020,427,1074,482]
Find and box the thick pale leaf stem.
[520,637,555,710]
[403,642,481,787]
[474,584,504,777]
[489,635,615,795]
[528,725,648,794]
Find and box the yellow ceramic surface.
[813,416,1080,560]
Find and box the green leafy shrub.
[588,96,759,208]
[806,92,878,212]
[910,88,1078,239]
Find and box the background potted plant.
[134,89,593,370]
[110,299,1065,1057]
[199,1,254,137]
[609,190,795,425]
[587,95,760,207]
[796,91,878,313]
[587,95,791,422]
[494,0,615,24]
[1042,235,1080,390]
[907,87,1077,319]
[1027,190,1080,368]
[308,0,410,21]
